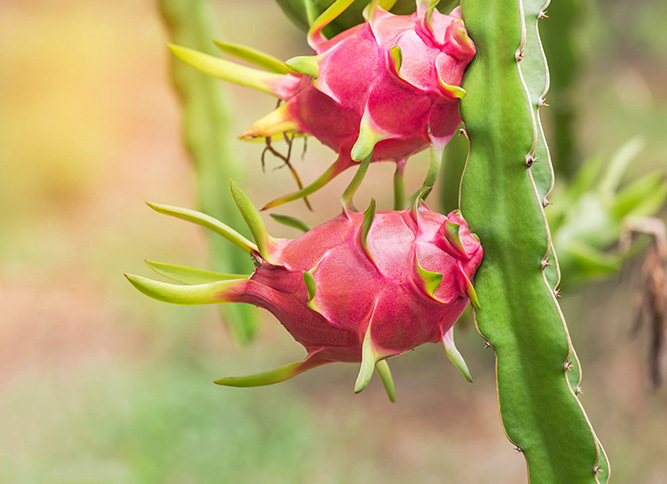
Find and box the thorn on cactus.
[564,361,573,371]
[515,49,525,62]
[525,155,537,168]
[538,98,549,108]
[541,259,551,270]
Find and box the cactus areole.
[126,183,483,400]
[169,0,476,208]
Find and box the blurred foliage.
[548,138,667,289]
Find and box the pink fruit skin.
[222,206,482,364]
[276,5,476,168]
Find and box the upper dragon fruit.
[169,0,476,209]
[126,180,482,400]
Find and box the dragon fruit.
[126,180,482,400]
[168,0,476,209]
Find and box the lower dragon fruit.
[169,0,475,208]
[126,179,482,401]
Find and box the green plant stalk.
[438,128,468,214]
[459,0,608,482]
[159,0,257,345]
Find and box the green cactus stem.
[458,0,609,482]
[159,0,258,344]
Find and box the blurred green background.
[1,1,666,483]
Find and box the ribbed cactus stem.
[158,0,258,344]
[458,0,609,482]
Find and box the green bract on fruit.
[126,181,482,401]
[168,0,475,208]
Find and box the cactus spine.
[458,0,609,482]
[158,0,257,344]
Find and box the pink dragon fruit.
[169,0,476,208]
[126,181,482,400]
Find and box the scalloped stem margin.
[458,0,609,482]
